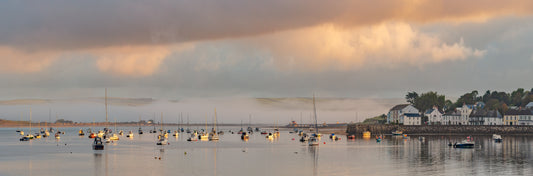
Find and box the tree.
[405,92,419,104]
[411,91,446,114]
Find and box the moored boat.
[362,131,371,138]
[92,137,104,150]
[392,130,403,135]
[453,136,475,148]
[493,134,502,142]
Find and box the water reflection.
[308,146,319,176]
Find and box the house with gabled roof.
[469,109,502,125]
[425,106,443,125]
[387,104,420,125]
[504,109,533,125]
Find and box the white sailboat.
[19,108,34,141]
[209,108,220,141]
[157,112,168,145]
[309,94,320,146]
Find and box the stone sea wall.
[346,124,533,135]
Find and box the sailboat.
[247,115,253,133]
[106,119,119,142]
[209,109,220,141]
[199,113,209,141]
[309,94,320,146]
[20,108,34,141]
[16,112,22,133]
[138,115,143,134]
[157,113,168,145]
[93,88,108,150]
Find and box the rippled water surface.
[1,127,532,176]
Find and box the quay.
[347,124,533,135]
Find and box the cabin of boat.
[92,137,104,150]
[493,134,502,142]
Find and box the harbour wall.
[346,124,533,135]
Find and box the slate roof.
[470,109,501,118]
[390,104,410,111]
[526,102,533,108]
[505,109,533,116]
[443,110,461,116]
[404,113,421,117]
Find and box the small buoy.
[323,142,326,144]
[155,157,158,159]
[65,144,67,146]
[294,152,298,154]
[159,157,161,160]
[184,152,187,155]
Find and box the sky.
[1,1,533,123]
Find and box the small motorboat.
[241,132,249,140]
[55,132,60,139]
[392,130,403,135]
[157,134,168,145]
[308,136,319,146]
[78,129,85,136]
[34,133,42,139]
[402,134,409,139]
[493,134,502,142]
[20,134,34,141]
[376,135,382,142]
[362,131,371,138]
[261,131,268,135]
[300,133,309,142]
[209,132,219,141]
[199,132,208,141]
[92,137,104,150]
[172,130,179,137]
[347,135,355,140]
[119,130,123,136]
[266,133,274,140]
[126,131,134,138]
[138,128,143,134]
[330,133,339,140]
[88,133,96,138]
[453,136,475,148]
[187,132,198,141]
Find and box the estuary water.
[1,127,532,176]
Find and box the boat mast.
[105,88,108,131]
[313,94,318,134]
[160,112,163,132]
[214,108,217,132]
[29,107,32,134]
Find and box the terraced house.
[504,109,533,125]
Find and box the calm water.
[1,127,533,176]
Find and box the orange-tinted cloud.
[248,23,485,71]
[92,44,194,76]
[0,46,60,73]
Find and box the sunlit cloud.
[248,23,485,71]
[93,44,194,77]
[0,46,60,73]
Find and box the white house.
[459,104,474,125]
[425,106,443,125]
[387,104,420,125]
[442,110,460,125]
[469,109,502,125]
